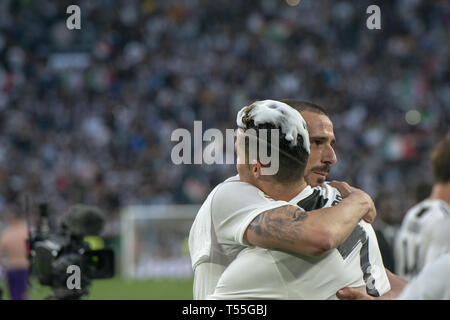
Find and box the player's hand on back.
[328,181,377,224]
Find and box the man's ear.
[252,160,262,179]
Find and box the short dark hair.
[431,133,450,183]
[240,103,309,184]
[280,99,329,117]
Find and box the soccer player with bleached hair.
[189,100,390,299]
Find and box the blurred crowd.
[0,0,448,234]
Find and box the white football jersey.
[394,199,450,280]
[189,175,290,300]
[209,183,390,299]
[189,175,390,299]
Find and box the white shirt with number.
[394,199,450,280]
[189,176,390,299]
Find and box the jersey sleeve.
[211,181,290,253]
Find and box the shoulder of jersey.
[223,174,240,183]
[205,176,241,200]
[405,199,450,220]
[211,176,272,201]
[438,201,450,217]
[427,199,450,217]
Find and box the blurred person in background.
[394,133,450,280]
[0,207,29,300]
[337,133,450,300]
[370,182,432,271]
[338,218,450,300]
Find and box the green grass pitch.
[1,277,194,300]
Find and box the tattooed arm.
[243,185,375,257]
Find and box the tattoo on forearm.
[247,205,308,244]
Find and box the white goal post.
[120,204,200,279]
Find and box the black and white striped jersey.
[394,199,450,280]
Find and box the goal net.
[120,204,200,279]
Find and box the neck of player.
[429,182,450,206]
[257,178,308,202]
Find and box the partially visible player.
[397,217,450,299]
[337,133,450,300]
[337,218,450,300]
[394,133,450,280]
[0,208,29,300]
